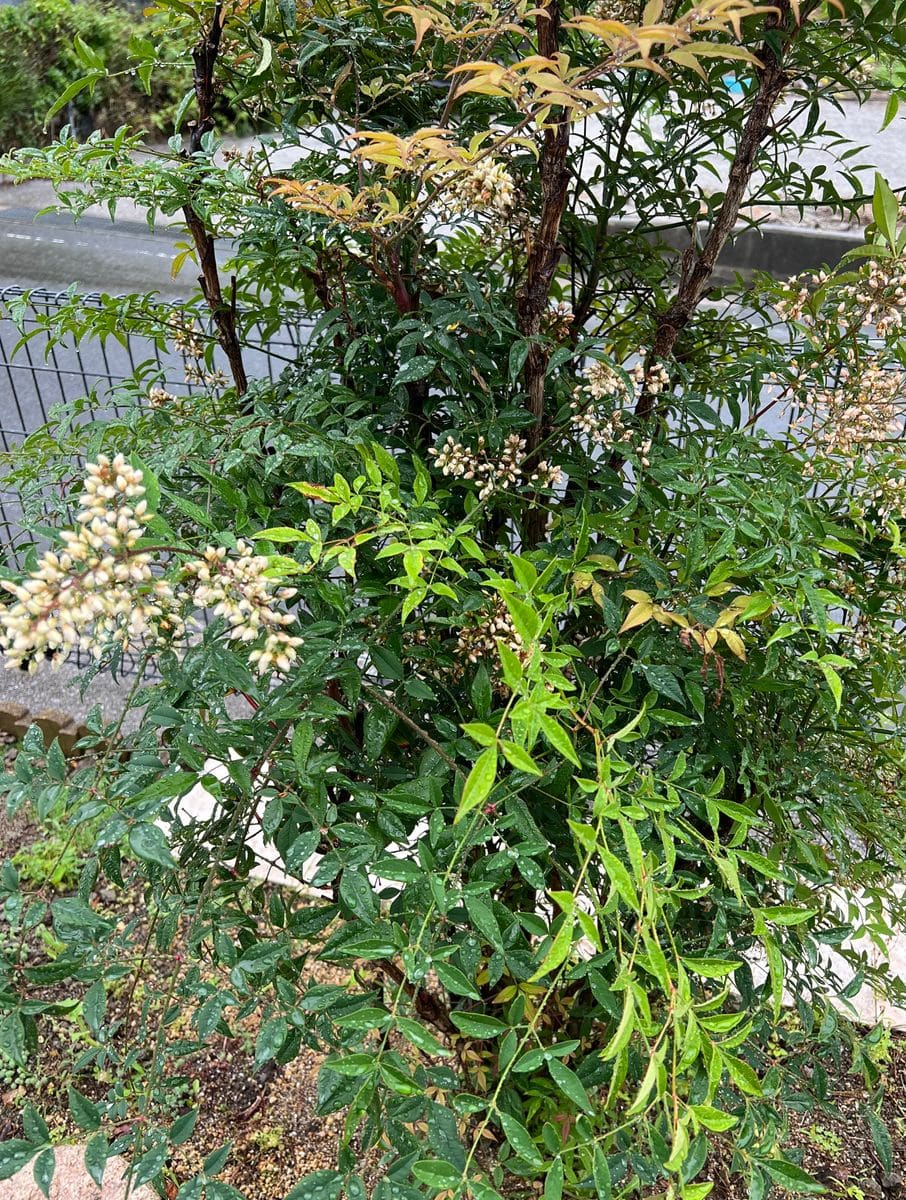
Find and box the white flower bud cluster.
[169,319,204,359]
[149,386,177,409]
[0,455,178,670]
[630,362,670,394]
[147,385,198,420]
[167,316,230,390]
[774,260,906,337]
[569,358,664,462]
[863,470,906,523]
[430,433,555,500]
[530,461,564,488]
[222,145,256,170]
[791,356,906,522]
[542,301,575,341]
[796,362,903,462]
[570,402,631,446]
[446,159,516,217]
[184,542,304,673]
[838,259,906,338]
[773,279,811,323]
[579,360,628,402]
[455,600,547,682]
[185,364,229,389]
[850,608,900,660]
[456,600,524,665]
[0,458,304,677]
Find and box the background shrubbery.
[0,0,218,151]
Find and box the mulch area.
[0,728,367,1197]
[710,1048,906,1200]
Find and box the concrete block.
[0,1144,155,1200]
[0,701,28,736]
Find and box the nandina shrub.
[1,0,906,1198]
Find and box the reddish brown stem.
[182,3,248,397]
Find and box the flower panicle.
[428,433,563,500]
[0,456,302,676]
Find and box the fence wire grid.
[0,285,310,561]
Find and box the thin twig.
[361,681,463,775]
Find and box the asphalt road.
[1,96,904,294]
[791,95,906,193]
[0,203,195,296]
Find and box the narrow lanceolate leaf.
[67,1085,101,1131]
[663,1120,689,1174]
[450,1011,507,1038]
[412,1160,461,1189]
[169,1109,199,1146]
[681,957,740,979]
[0,1141,35,1182]
[620,599,654,633]
[255,1016,289,1067]
[593,1146,612,1199]
[454,747,497,823]
[128,823,177,870]
[396,1017,450,1057]
[763,934,784,1020]
[721,1051,762,1096]
[548,1058,593,1114]
[45,73,100,123]
[601,988,635,1061]
[252,526,308,542]
[762,1160,826,1194]
[529,916,575,982]
[717,627,746,660]
[617,816,644,884]
[84,1133,109,1187]
[0,1013,25,1067]
[500,740,543,775]
[598,846,639,912]
[691,1104,738,1132]
[539,714,580,767]
[864,1109,893,1176]
[626,1047,661,1115]
[499,1112,543,1166]
[820,663,842,712]
[545,1159,564,1200]
[756,905,818,927]
[873,172,900,246]
[32,1147,55,1199]
[21,1105,49,1147]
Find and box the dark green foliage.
[0,0,905,1197]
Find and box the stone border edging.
[0,700,88,756]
